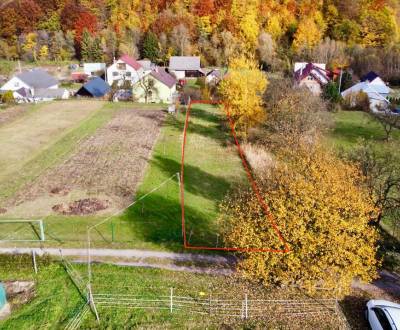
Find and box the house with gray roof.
[168,56,205,79]
[0,68,69,102]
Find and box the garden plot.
[2,109,165,218]
[0,100,103,183]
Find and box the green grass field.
[0,255,342,329]
[326,110,400,150]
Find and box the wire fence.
[90,289,351,329]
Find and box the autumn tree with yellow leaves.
[220,144,379,296]
[218,56,268,137]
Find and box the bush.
[1,90,15,104]
[342,91,370,112]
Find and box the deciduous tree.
[219,56,268,137]
[221,144,379,295]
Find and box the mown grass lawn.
[326,110,400,151]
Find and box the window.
[372,308,392,330]
[117,63,126,70]
[125,72,131,77]
[112,72,118,77]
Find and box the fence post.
[209,293,212,315]
[32,250,38,274]
[244,294,248,319]
[170,288,173,313]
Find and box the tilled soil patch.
[52,198,110,215]
[3,108,165,216]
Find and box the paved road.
[0,247,235,264]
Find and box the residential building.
[83,63,106,77]
[133,67,177,103]
[0,68,69,102]
[106,55,144,86]
[206,69,222,84]
[1,68,58,92]
[341,72,391,112]
[168,56,205,79]
[294,62,330,95]
[76,77,111,98]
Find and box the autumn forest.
[1,0,400,80]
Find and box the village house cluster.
[293,62,393,112]
[0,55,223,105]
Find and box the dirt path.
[0,247,235,264]
[352,270,400,300]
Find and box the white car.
[365,300,400,330]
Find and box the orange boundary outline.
[180,100,290,253]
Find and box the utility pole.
[338,68,343,93]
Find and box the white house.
[293,62,331,95]
[133,67,177,104]
[106,55,145,86]
[168,56,205,79]
[341,73,391,112]
[1,68,58,92]
[83,63,106,77]
[0,69,69,103]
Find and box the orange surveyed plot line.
[180,100,290,253]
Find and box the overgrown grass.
[0,256,343,329]
[325,109,400,271]
[0,102,116,202]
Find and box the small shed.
[76,77,111,98]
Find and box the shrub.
[1,90,15,104]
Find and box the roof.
[341,81,390,102]
[150,68,176,88]
[137,60,154,71]
[207,69,222,78]
[120,54,142,71]
[361,71,379,82]
[16,69,58,89]
[78,77,110,97]
[14,87,32,98]
[169,56,201,71]
[34,88,68,98]
[294,63,330,85]
[385,307,400,325]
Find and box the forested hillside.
[1,0,400,79]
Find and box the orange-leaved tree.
[220,144,379,296]
[218,56,267,137]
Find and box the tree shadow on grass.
[152,155,233,202]
[121,192,218,250]
[170,107,231,147]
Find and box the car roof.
[384,307,400,327]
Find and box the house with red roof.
[132,67,177,104]
[106,55,145,87]
[294,62,331,95]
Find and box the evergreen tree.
[91,36,103,62]
[80,29,93,61]
[141,31,160,62]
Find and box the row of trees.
[218,60,382,295]
[1,0,400,73]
